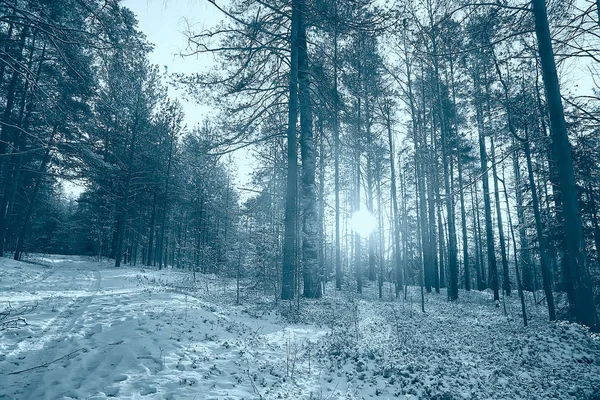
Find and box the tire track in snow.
[11,269,102,399]
[4,267,55,291]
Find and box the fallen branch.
[0,317,27,330]
[8,348,86,375]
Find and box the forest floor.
[1,256,599,399]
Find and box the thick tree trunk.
[532,0,597,329]
[297,3,321,298]
[437,199,447,289]
[416,63,432,294]
[281,1,300,300]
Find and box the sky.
[123,0,220,124]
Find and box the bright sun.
[350,209,377,237]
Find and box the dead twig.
[8,348,87,375]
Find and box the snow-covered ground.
[1,255,599,399]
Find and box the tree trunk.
[474,68,499,302]
[429,9,458,300]
[114,123,136,269]
[470,177,483,290]
[365,97,376,282]
[333,7,342,290]
[511,141,534,292]
[524,137,556,321]
[489,135,511,296]
[457,146,470,291]
[297,2,320,298]
[385,101,404,295]
[318,119,326,293]
[147,192,157,266]
[532,0,597,329]
[281,0,300,300]
[14,124,57,261]
[500,164,528,326]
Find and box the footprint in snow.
[140,385,157,395]
[103,386,119,397]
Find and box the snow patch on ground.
[1,255,599,399]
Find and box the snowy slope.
[1,256,599,399]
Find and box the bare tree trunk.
[376,164,384,299]
[298,3,320,298]
[366,97,376,282]
[115,122,137,269]
[470,177,483,290]
[532,0,597,329]
[354,128,362,294]
[333,6,342,290]
[489,134,511,296]
[474,67,499,302]
[318,119,326,293]
[499,164,528,326]
[415,164,425,312]
[524,137,556,321]
[281,1,300,300]
[512,140,534,291]
[457,146,470,291]
[147,192,157,266]
[384,101,404,295]
[429,7,458,300]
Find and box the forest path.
[0,256,327,399]
[2,256,599,399]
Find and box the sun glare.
[350,209,377,237]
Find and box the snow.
[1,255,600,399]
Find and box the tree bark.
[385,101,404,295]
[474,67,499,302]
[297,1,321,298]
[532,0,598,329]
[525,137,556,321]
[281,1,300,300]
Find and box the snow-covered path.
[2,256,600,399]
[0,256,325,399]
